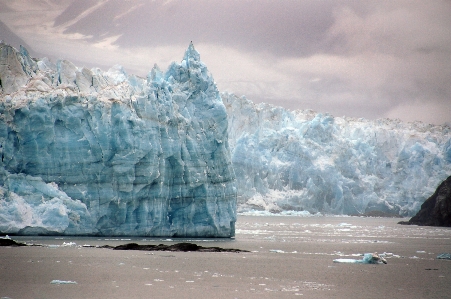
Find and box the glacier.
[223,93,451,217]
[0,42,236,237]
[1,40,450,236]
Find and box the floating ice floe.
[333,253,387,264]
[437,253,451,260]
[269,249,285,253]
[50,280,77,284]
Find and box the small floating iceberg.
[334,253,387,264]
[437,253,451,260]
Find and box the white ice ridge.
[223,93,451,216]
[0,42,236,237]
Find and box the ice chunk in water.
[50,280,77,284]
[334,253,387,264]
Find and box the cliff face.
[399,176,451,227]
[0,42,236,237]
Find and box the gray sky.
[1,0,450,125]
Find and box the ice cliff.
[223,94,451,217]
[0,42,236,237]
[1,41,450,231]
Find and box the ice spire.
[147,63,163,85]
[183,41,200,68]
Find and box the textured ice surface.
[0,42,236,237]
[223,93,451,216]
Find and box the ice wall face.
[223,93,451,216]
[0,42,236,237]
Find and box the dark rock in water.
[399,176,451,227]
[103,242,248,253]
[0,238,26,247]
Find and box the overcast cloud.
[0,0,450,125]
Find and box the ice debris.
[50,280,78,285]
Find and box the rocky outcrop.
[399,176,451,227]
[105,242,248,252]
[0,238,26,247]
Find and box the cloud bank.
[0,0,450,124]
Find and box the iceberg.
[223,93,451,216]
[436,253,451,260]
[0,42,236,237]
[333,253,387,264]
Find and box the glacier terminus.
[1,40,451,237]
[0,42,237,237]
